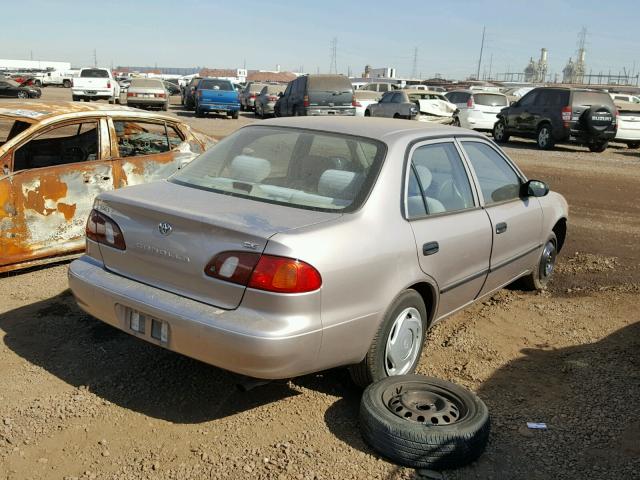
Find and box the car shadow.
[1,290,335,423]
[323,321,640,479]
[500,138,579,153]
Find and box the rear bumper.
[460,109,499,130]
[68,256,323,379]
[615,124,640,141]
[127,98,166,107]
[304,107,356,116]
[198,103,240,112]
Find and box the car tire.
[349,290,427,387]
[588,141,608,153]
[63,80,72,88]
[359,375,490,470]
[195,107,204,118]
[452,116,461,127]
[520,232,557,291]
[17,91,28,99]
[536,124,555,150]
[34,80,42,88]
[231,110,239,120]
[492,119,509,143]
[364,110,371,117]
[393,113,401,119]
[627,142,640,149]
[72,95,80,102]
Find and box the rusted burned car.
[0,101,215,272]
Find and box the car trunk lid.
[95,181,340,309]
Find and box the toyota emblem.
[158,222,173,236]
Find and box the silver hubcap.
[539,128,550,146]
[385,307,423,376]
[495,122,504,138]
[540,241,556,279]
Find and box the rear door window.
[13,121,100,171]
[113,120,184,158]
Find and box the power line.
[329,37,338,74]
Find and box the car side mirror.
[277,92,283,97]
[510,100,517,106]
[521,179,549,197]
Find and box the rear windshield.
[200,79,233,91]
[130,79,164,88]
[80,69,109,78]
[170,126,385,212]
[266,85,285,94]
[248,83,267,93]
[573,91,614,107]
[0,117,32,146]
[473,94,508,106]
[307,76,352,93]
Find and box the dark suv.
[493,87,617,152]
[275,74,355,117]
[181,77,202,110]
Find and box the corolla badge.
[158,222,173,236]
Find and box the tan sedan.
[0,101,215,272]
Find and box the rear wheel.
[231,110,239,120]
[588,141,608,153]
[349,290,427,387]
[63,79,72,88]
[627,142,640,149]
[536,124,555,150]
[393,113,401,119]
[72,95,80,101]
[17,91,28,99]
[195,107,204,118]
[364,110,371,117]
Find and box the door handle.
[496,222,508,234]
[422,241,439,256]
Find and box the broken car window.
[13,122,99,171]
[114,120,183,158]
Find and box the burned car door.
[1,119,115,269]
[109,118,199,187]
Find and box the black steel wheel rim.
[382,381,467,426]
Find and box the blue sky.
[2,0,638,79]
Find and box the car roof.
[252,117,485,144]
[0,100,175,123]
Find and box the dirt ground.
[1,88,639,480]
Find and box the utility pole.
[329,37,338,74]
[93,49,98,67]
[488,53,493,80]
[476,26,485,81]
[411,47,418,79]
[347,65,352,77]
[30,50,33,61]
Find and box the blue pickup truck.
[195,78,241,119]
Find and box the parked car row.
[0,77,42,99]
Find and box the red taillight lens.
[303,95,310,108]
[268,95,278,101]
[249,94,256,99]
[157,93,166,98]
[249,255,322,293]
[127,92,135,97]
[107,81,111,89]
[86,209,126,250]
[204,252,322,294]
[561,106,572,128]
[352,95,358,107]
[467,96,475,108]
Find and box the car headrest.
[414,165,433,190]
[230,155,271,183]
[318,170,361,199]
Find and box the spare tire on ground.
[359,375,490,470]
[581,105,614,134]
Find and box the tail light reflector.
[86,209,126,250]
[156,93,166,98]
[561,106,572,128]
[303,95,310,107]
[467,96,475,108]
[205,252,322,294]
[107,81,111,89]
[127,92,136,97]
[352,95,358,107]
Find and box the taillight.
[467,96,475,108]
[614,108,619,127]
[303,95,310,107]
[268,95,278,101]
[204,252,322,294]
[157,93,166,98]
[249,94,256,99]
[86,209,126,250]
[352,95,358,107]
[127,92,135,97]
[107,81,111,89]
[561,106,572,128]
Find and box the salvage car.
[493,87,618,152]
[194,78,240,119]
[0,101,216,273]
[353,90,380,117]
[366,90,455,123]
[613,100,640,148]
[68,117,568,386]
[366,91,418,119]
[0,78,42,99]
[446,90,509,131]
[239,82,267,112]
[255,84,286,118]
[126,78,169,111]
[275,75,355,117]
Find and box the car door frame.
[402,136,494,321]
[0,116,115,269]
[457,137,543,296]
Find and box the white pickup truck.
[34,70,76,88]
[72,68,120,103]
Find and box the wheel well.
[537,120,552,132]
[408,282,437,327]
[553,218,567,252]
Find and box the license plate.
[86,90,97,95]
[128,308,169,343]
[143,94,153,98]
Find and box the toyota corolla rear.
[68,124,385,379]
